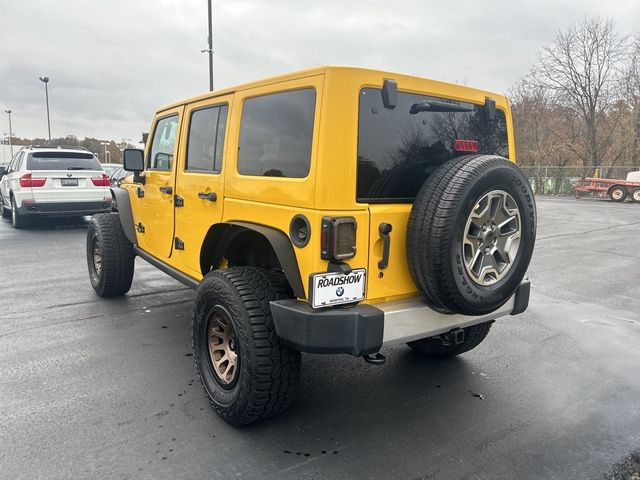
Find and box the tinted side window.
[186,105,228,172]
[357,88,509,202]
[238,89,316,178]
[9,152,22,172]
[148,115,179,170]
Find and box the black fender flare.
[201,221,305,299]
[111,187,138,246]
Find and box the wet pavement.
[0,196,639,479]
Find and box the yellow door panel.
[137,107,184,259]
[174,96,231,275]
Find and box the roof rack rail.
[29,144,90,151]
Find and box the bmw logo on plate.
[336,287,344,297]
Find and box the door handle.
[198,191,217,202]
[159,185,172,195]
[378,223,393,269]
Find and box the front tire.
[1,200,10,219]
[631,188,640,203]
[86,213,135,297]
[407,322,493,358]
[193,267,301,426]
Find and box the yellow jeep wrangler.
[86,66,536,425]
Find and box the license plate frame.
[61,178,78,186]
[309,269,366,309]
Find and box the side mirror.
[123,149,144,172]
[0,166,7,177]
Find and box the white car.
[0,145,112,228]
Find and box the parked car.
[101,163,122,178]
[107,167,130,212]
[108,167,129,186]
[0,145,112,228]
[85,66,536,425]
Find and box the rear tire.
[11,196,27,229]
[609,186,627,202]
[86,213,135,297]
[193,267,301,426]
[407,322,493,358]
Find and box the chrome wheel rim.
[612,188,624,201]
[632,190,640,202]
[92,238,103,276]
[462,190,521,286]
[208,310,238,385]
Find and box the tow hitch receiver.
[441,328,465,345]
[363,352,386,365]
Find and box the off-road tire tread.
[87,213,135,297]
[407,321,492,358]
[193,267,301,426]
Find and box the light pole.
[38,76,52,141]
[4,110,13,157]
[101,142,109,163]
[200,0,214,91]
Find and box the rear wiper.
[66,167,91,170]
[410,100,474,114]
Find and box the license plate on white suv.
[310,269,366,309]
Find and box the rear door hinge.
[136,222,145,233]
[174,237,185,250]
[174,194,184,207]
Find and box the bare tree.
[621,35,640,165]
[526,17,628,168]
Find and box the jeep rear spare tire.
[407,155,536,315]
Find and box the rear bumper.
[18,200,112,216]
[271,280,530,356]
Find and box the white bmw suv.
[0,145,112,228]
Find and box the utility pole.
[4,110,13,157]
[101,142,110,163]
[201,0,214,91]
[39,76,52,141]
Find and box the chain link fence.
[518,165,640,196]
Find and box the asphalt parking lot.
[1,196,639,480]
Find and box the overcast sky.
[1,0,638,142]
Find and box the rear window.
[27,152,102,171]
[237,88,316,178]
[357,88,509,202]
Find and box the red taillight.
[453,139,479,153]
[91,174,110,187]
[19,173,46,187]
